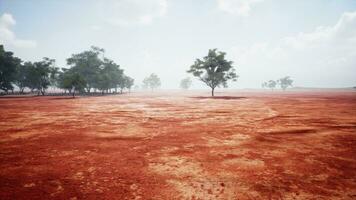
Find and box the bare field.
[0,91,356,199]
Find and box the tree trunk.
[211,87,215,97]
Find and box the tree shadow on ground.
[190,96,247,100]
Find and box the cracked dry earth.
[0,91,356,200]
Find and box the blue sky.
[1,0,356,88]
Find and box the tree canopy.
[262,80,277,90]
[278,76,293,90]
[0,45,134,96]
[187,49,237,96]
[143,73,161,91]
[0,45,21,92]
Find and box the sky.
[1,0,356,89]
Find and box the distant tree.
[187,49,237,96]
[15,63,29,94]
[125,76,134,92]
[261,82,267,89]
[117,76,134,93]
[35,58,55,95]
[278,76,293,91]
[101,58,123,93]
[23,58,55,95]
[66,47,126,94]
[49,66,60,89]
[66,46,104,93]
[25,62,39,92]
[180,77,192,90]
[58,69,72,93]
[58,69,86,97]
[0,45,21,93]
[143,73,161,91]
[69,73,86,97]
[267,80,277,91]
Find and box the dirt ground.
[0,90,355,200]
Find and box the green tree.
[187,49,238,96]
[143,73,161,91]
[180,77,192,90]
[34,58,55,95]
[99,58,123,93]
[117,75,133,93]
[278,76,293,91]
[66,46,104,93]
[22,58,54,95]
[25,62,39,92]
[15,63,29,94]
[125,76,134,92]
[0,45,21,93]
[58,69,72,93]
[49,66,60,89]
[58,69,86,97]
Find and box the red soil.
[0,91,355,199]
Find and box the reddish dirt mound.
[0,91,355,199]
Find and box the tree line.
[1,45,296,97]
[0,45,134,97]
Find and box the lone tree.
[278,76,293,91]
[187,49,238,96]
[180,77,192,90]
[143,73,161,91]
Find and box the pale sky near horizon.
[1,0,356,89]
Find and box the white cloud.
[101,0,168,26]
[217,0,264,17]
[228,11,356,87]
[0,13,37,48]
